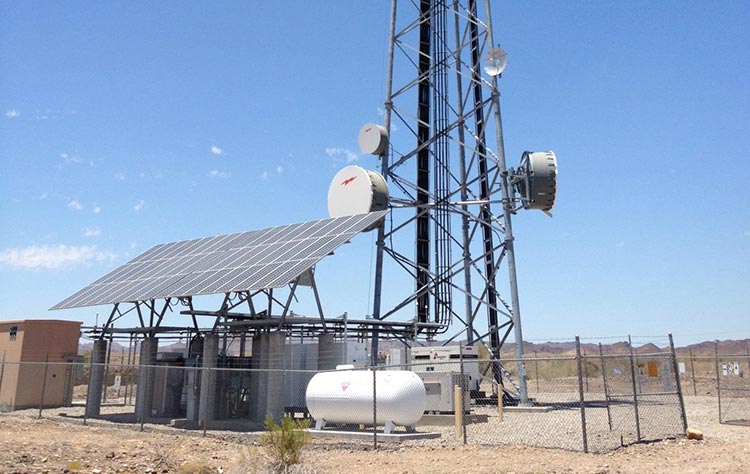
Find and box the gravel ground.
[0,396,747,473]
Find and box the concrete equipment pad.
[309,429,441,443]
[504,405,554,413]
[418,413,489,426]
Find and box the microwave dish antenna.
[516,151,558,211]
[484,45,508,76]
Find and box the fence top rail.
[683,354,750,360]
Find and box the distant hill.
[78,336,749,358]
[78,340,126,354]
[674,339,750,356]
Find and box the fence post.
[0,351,6,395]
[689,349,697,397]
[102,331,113,404]
[598,343,612,431]
[202,367,208,438]
[38,354,49,419]
[138,357,145,432]
[454,385,463,439]
[458,344,467,445]
[118,347,124,399]
[534,350,540,393]
[714,341,722,423]
[372,364,378,450]
[575,336,588,453]
[627,335,642,442]
[668,333,688,432]
[584,350,589,393]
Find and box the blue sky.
[1,1,748,347]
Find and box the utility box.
[0,319,81,411]
[411,345,482,392]
[152,352,185,418]
[416,372,470,414]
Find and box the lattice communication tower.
[354,0,558,404]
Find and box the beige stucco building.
[0,319,81,410]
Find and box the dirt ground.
[0,396,747,474]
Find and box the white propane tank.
[306,369,426,433]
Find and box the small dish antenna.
[515,151,558,212]
[484,45,508,77]
[358,123,389,156]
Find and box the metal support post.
[459,344,467,444]
[627,335,642,442]
[584,350,589,392]
[483,0,529,405]
[0,351,6,394]
[689,349,697,397]
[714,341,721,423]
[668,333,688,432]
[598,343,612,431]
[575,337,588,453]
[372,365,378,450]
[370,0,397,367]
[102,331,114,403]
[38,354,49,419]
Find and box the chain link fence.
[0,335,693,453]
[715,354,750,425]
[673,343,749,425]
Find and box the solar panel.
[51,211,386,310]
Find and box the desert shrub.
[178,461,214,474]
[66,460,83,472]
[260,415,311,472]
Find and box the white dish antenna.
[327,166,389,230]
[484,45,508,77]
[357,123,389,156]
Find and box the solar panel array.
[51,211,386,310]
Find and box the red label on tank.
[341,381,350,391]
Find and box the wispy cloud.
[276,165,285,174]
[93,206,101,214]
[211,145,223,155]
[133,200,145,212]
[67,200,83,211]
[325,147,359,163]
[114,172,126,181]
[0,245,117,269]
[260,171,269,180]
[5,109,19,118]
[207,169,231,179]
[83,226,101,237]
[60,153,83,165]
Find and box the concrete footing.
[85,339,107,418]
[317,333,336,370]
[135,337,157,420]
[248,332,285,424]
[198,334,218,425]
